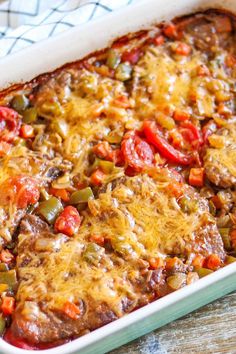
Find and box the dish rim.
[0,0,236,353]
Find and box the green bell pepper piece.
[11,94,29,112]
[23,107,37,123]
[0,269,17,287]
[106,49,120,69]
[38,197,63,224]
[70,187,94,205]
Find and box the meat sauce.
[0,9,236,349]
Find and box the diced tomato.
[15,176,39,208]
[90,234,105,246]
[0,141,11,156]
[49,187,70,202]
[173,42,191,56]
[54,206,81,237]
[179,121,203,149]
[0,249,14,263]
[0,106,21,142]
[163,23,179,39]
[2,296,15,315]
[230,229,236,249]
[167,181,183,198]
[189,168,204,187]
[150,34,165,46]
[205,254,221,270]
[149,257,165,270]
[121,130,154,172]
[19,124,34,139]
[0,175,40,209]
[165,257,182,270]
[154,35,165,45]
[143,120,192,165]
[121,47,140,64]
[90,168,106,186]
[197,64,210,77]
[63,301,81,320]
[192,254,205,268]
[202,120,217,143]
[93,141,113,161]
[173,110,190,122]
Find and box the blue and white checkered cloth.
[0,0,140,57]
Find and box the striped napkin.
[0,0,140,57]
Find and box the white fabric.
[0,0,140,57]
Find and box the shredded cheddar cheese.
[16,174,215,318]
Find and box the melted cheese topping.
[0,13,233,336]
[206,148,236,177]
[16,174,212,318]
[0,70,129,240]
[132,46,217,118]
[205,124,236,178]
[37,69,130,140]
[85,175,205,256]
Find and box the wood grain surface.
[109,292,236,354]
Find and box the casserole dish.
[0,0,236,353]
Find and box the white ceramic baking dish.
[0,0,236,353]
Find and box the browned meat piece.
[11,215,164,344]
[204,124,236,188]
[178,12,233,52]
[10,173,225,345]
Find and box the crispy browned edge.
[0,8,236,102]
[0,29,146,101]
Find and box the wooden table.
[110,292,236,354]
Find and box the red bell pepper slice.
[143,120,192,165]
[121,130,154,172]
[179,121,203,149]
